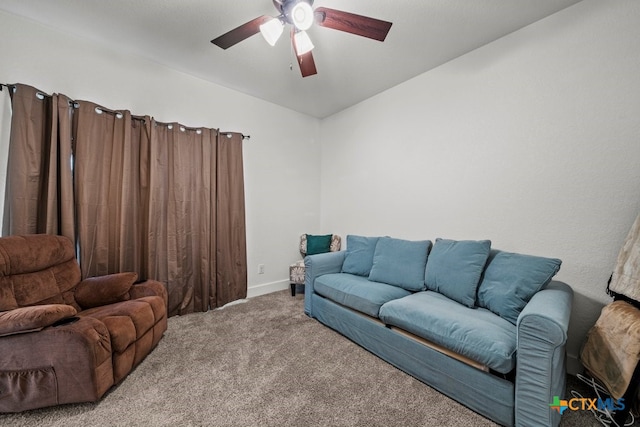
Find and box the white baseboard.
[247,279,289,298]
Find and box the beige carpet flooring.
[1,290,637,426]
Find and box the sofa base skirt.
[310,293,515,427]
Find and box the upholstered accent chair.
[0,234,168,413]
[289,234,341,296]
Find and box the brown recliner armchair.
[0,234,168,412]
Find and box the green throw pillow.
[306,234,332,256]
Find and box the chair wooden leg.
[290,283,296,297]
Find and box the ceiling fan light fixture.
[291,1,314,31]
[293,30,314,55]
[259,17,284,46]
[210,1,392,79]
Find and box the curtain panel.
[1,84,247,315]
[216,132,247,308]
[73,101,152,278]
[0,86,11,227]
[149,122,217,315]
[148,124,248,315]
[2,84,75,241]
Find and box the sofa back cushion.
[74,272,137,309]
[369,237,432,291]
[476,250,562,324]
[0,235,81,311]
[425,238,491,308]
[341,235,381,277]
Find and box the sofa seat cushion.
[135,296,166,323]
[379,291,517,374]
[100,316,136,353]
[314,273,411,318]
[78,297,161,352]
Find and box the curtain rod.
[220,132,251,141]
[1,83,251,140]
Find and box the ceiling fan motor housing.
[274,0,315,27]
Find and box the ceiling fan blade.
[292,27,317,78]
[211,15,271,49]
[296,50,317,77]
[315,7,392,42]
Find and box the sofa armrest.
[304,251,346,316]
[0,304,77,337]
[129,279,168,308]
[515,280,573,427]
[75,272,138,309]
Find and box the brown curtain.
[2,85,247,316]
[0,86,11,225]
[73,100,151,278]
[216,132,247,308]
[148,122,216,315]
[2,84,75,241]
[148,125,247,315]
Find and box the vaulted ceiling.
[0,0,583,118]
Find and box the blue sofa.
[304,235,573,427]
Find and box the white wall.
[0,10,321,297]
[319,0,640,373]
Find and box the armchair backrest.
[299,234,341,257]
[0,234,81,311]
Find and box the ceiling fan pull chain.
[289,29,294,71]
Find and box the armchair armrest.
[0,314,113,411]
[129,279,168,307]
[304,251,346,316]
[74,272,138,309]
[515,280,573,427]
[0,304,77,337]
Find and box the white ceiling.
[0,0,583,118]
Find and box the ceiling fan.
[210,0,392,78]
